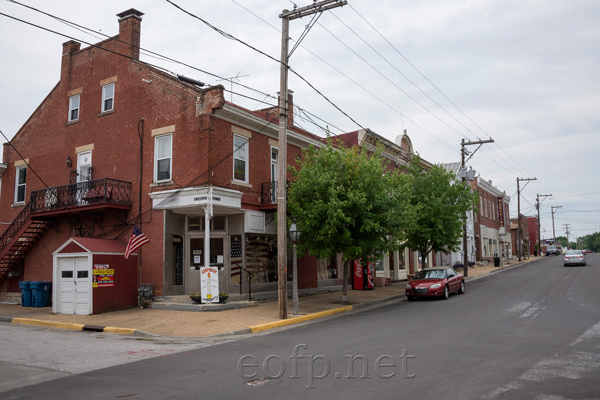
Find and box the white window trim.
[14,165,26,204]
[68,94,80,122]
[270,146,278,182]
[233,134,249,183]
[102,83,115,113]
[154,134,172,183]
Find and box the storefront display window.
[317,256,340,280]
[246,235,278,283]
[375,254,384,273]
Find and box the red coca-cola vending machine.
[353,260,374,290]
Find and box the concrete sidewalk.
[0,257,539,337]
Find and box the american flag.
[125,225,150,259]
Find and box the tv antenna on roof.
[218,71,249,102]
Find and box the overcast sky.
[1,0,599,243]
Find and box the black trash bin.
[494,257,500,267]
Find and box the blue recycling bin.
[19,281,32,307]
[30,281,52,308]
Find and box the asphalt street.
[2,254,599,399]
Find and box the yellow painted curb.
[103,326,136,335]
[250,305,353,333]
[12,318,84,331]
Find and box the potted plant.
[189,292,201,304]
[219,291,228,303]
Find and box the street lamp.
[289,219,300,315]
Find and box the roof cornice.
[215,104,324,148]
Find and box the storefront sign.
[193,196,222,202]
[200,266,219,303]
[497,197,505,228]
[93,264,114,287]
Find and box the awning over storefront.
[149,186,243,215]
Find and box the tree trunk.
[421,249,430,270]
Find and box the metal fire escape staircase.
[0,203,52,286]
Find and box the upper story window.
[233,134,248,182]
[102,83,115,112]
[154,134,172,182]
[68,94,80,122]
[14,165,27,204]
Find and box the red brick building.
[471,178,512,262]
[510,215,530,260]
[0,9,339,311]
[527,216,540,255]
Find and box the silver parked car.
[564,250,587,267]
[546,245,561,256]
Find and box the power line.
[330,12,479,140]
[345,3,554,195]
[229,0,462,154]
[166,0,370,133]
[316,21,472,141]
[348,3,487,140]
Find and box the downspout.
[137,118,144,304]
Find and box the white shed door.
[58,256,91,315]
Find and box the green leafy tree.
[402,155,479,271]
[288,138,415,302]
[580,232,600,252]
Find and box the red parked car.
[406,267,465,301]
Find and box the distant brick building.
[510,215,530,260]
[527,216,540,255]
[471,178,511,262]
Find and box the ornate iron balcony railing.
[261,180,289,205]
[30,178,132,213]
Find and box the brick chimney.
[60,40,81,83]
[274,89,294,127]
[116,9,144,60]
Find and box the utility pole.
[461,138,493,277]
[517,177,536,262]
[551,206,562,247]
[277,0,346,320]
[536,194,551,256]
[563,224,571,249]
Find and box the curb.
[249,305,353,333]
[464,257,540,283]
[3,317,146,336]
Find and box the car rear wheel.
[458,281,465,294]
[442,285,449,300]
